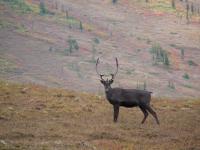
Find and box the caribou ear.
[100,80,105,84]
[109,79,114,84]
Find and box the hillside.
[0,0,200,96]
[0,81,200,149]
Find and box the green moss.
[188,60,198,66]
[53,15,80,29]
[126,69,135,75]
[149,1,176,13]
[68,62,82,78]
[0,56,19,75]
[0,18,28,33]
[15,24,28,33]
[67,16,80,26]
[183,84,193,89]
[1,0,39,14]
[1,0,31,13]
[0,20,12,29]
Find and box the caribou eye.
[109,79,114,84]
[100,80,105,84]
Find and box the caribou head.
[96,58,118,92]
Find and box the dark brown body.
[105,87,160,124]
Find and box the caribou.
[96,58,160,124]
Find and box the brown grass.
[0,81,200,150]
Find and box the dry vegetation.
[0,81,200,150]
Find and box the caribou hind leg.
[145,105,160,125]
[139,106,149,124]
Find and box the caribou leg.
[139,106,149,124]
[113,105,119,122]
[145,105,160,125]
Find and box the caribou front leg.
[113,105,119,122]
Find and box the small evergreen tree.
[150,43,170,66]
[65,10,69,18]
[172,0,176,9]
[80,21,83,32]
[186,3,190,22]
[168,80,175,89]
[112,0,118,4]
[65,37,79,55]
[91,37,100,63]
[191,3,194,15]
[181,48,184,59]
[183,73,190,80]
[39,1,47,15]
[164,53,170,66]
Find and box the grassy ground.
[0,81,200,150]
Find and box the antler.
[96,58,104,80]
[96,57,118,80]
[111,57,118,80]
